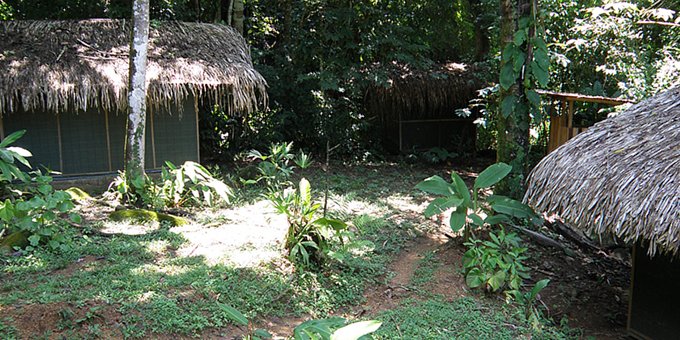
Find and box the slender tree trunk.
[233,0,244,34]
[282,0,293,43]
[227,0,233,26]
[469,0,490,61]
[496,0,532,199]
[125,0,150,183]
[214,0,222,23]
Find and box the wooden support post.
[194,96,200,163]
[56,114,64,173]
[567,100,574,138]
[149,106,156,169]
[104,108,113,172]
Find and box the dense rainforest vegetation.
[2,0,677,160]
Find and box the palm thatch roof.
[525,86,680,256]
[364,62,483,121]
[0,19,267,116]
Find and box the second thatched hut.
[524,86,680,340]
[364,62,482,153]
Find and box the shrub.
[0,130,80,252]
[109,161,232,209]
[269,178,347,267]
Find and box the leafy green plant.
[247,142,295,188]
[160,161,232,207]
[0,130,32,184]
[108,161,232,209]
[462,228,529,293]
[508,278,551,324]
[269,178,348,267]
[0,131,80,252]
[416,163,539,240]
[246,142,313,189]
[421,147,456,165]
[109,171,164,209]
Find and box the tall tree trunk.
[125,0,150,183]
[214,0,222,23]
[496,0,533,199]
[469,0,490,61]
[232,0,244,35]
[227,0,233,26]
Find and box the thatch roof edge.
[0,20,268,115]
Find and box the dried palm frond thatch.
[525,86,680,256]
[0,19,267,116]
[364,62,482,121]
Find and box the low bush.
[109,161,232,210]
[0,130,80,253]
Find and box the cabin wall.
[1,99,199,176]
[383,117,476,153]
[628,243,680,339]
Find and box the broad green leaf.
[531,60,549,87]
[468,213,484,226]
[513,51,526,72]
[529,279,550,300]
[0,130,26,148]
[424,197,463,218]
[489,270,507,291]
[500,63,516,91]
[416,175,453,196]
[488,195,536,219]
[513,30,527,46]
[218,303,248,326]
[313,218,347,231]
[502,44,519,62]
[466,268,483,288]
[28,234,40,246]
[331,320,382,340]
[484,214,511,225]
[254,329,273,339]
[474,163,512,190]
[449,208,467,232]
[450,172,471,207]
[501,95,517,118]
[525,89,541,108]
[534,48,550,71]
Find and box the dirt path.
[359,231,459,315]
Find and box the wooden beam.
[194,96,200,162]
[56,114,64,173]
[536,89,635,106]
[149,106,157,169]
[104,108,113,172]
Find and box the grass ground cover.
[0,162,611,339]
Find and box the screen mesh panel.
[59,109,109,174]
[3,111,61,172]
[153,101,198,167]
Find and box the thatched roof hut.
[364,62,483,152]
[365,62,481,121]
[525,86,679,256]
[0,19,267,116]
[0,20,267,175]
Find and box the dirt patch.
[425,242,468,299]
[4,301,125,339]
[528,243,630,339]
[360,229,453,314]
